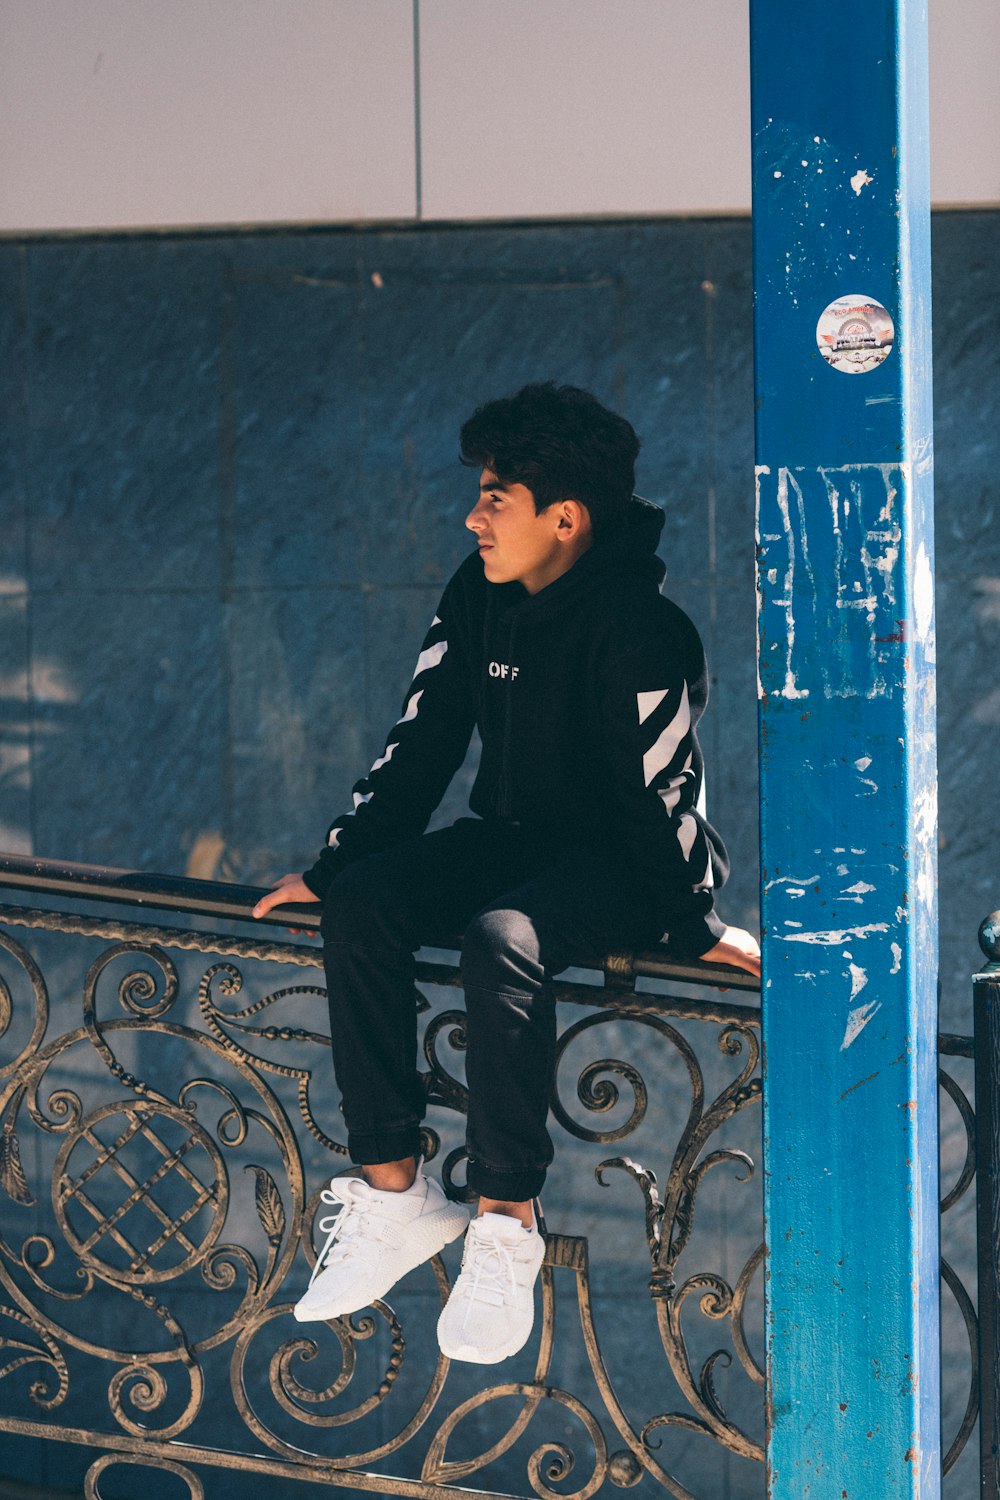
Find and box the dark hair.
[459,382,640,541]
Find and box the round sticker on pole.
[816,294,894,374]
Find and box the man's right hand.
[252,873,320,923]
[700,926,762,980]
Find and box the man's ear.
[556,498,588,537]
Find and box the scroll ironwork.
[0,877,980,1499]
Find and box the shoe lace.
[459,1225,516,1327]
[307,1181,396,1289]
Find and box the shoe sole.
[293,1203,470,1322]
[437,1312,535,1365]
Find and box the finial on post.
[978,911,1000,963]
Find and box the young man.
[252,382,760,1365]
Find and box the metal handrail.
[0,851,761,993]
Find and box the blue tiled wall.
[2,213,998,1030]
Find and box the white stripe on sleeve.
[369,742,399,775]
[398,689,424,726]
[642,682,691,787]
[637,688,668,725]
[413,639,448,677]
[658,774,686,815]
[677,813,698,862]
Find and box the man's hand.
[251,873,320,926]
[700,926,761,980]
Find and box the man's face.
[465,468,588,595]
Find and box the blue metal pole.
[750,2,939,1496]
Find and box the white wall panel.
[419,0,999,220]
[0,0,995,232]
[929,0,1000,206]
[419,0,753,219]
[0,0,416,231]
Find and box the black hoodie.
[303,497,729,958]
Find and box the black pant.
[320,818,670,1201]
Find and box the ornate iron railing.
[0,857,985,1499]
[974,913,1000,1498]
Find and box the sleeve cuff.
[301,860,334,901]
[661,905,726,961]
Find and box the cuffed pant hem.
[347,1125,422,1166]
[467,1156,548,1202]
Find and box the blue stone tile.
[227,249,366,590]
[0,593,31,854]
[935,571,1000,1032]
[222,229,361,281]
[931,211,1000,574]
[410,220,715,585]
[363,584,442,741]
[358,230,628,588]
[367,218,626,286]
[29,589,226,872]
[0,243,29,596]
[25,238,224,593]
[609,222,715,581]
[224,585,367,883]
[705,219,756,584]
[703,575,761,936]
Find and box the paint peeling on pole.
[750,1,940,1495]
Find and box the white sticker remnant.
[851,168,874,195]
[817,295,894,374]
[842,999,882,1049]
[913,541,934,642]
[779,923,889,944]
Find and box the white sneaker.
[436,1212,546,1364]
[293,1170,470,1322]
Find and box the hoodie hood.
[502,494,667,623]
[592,493,666,580]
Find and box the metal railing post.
[976,910,1000,1498]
